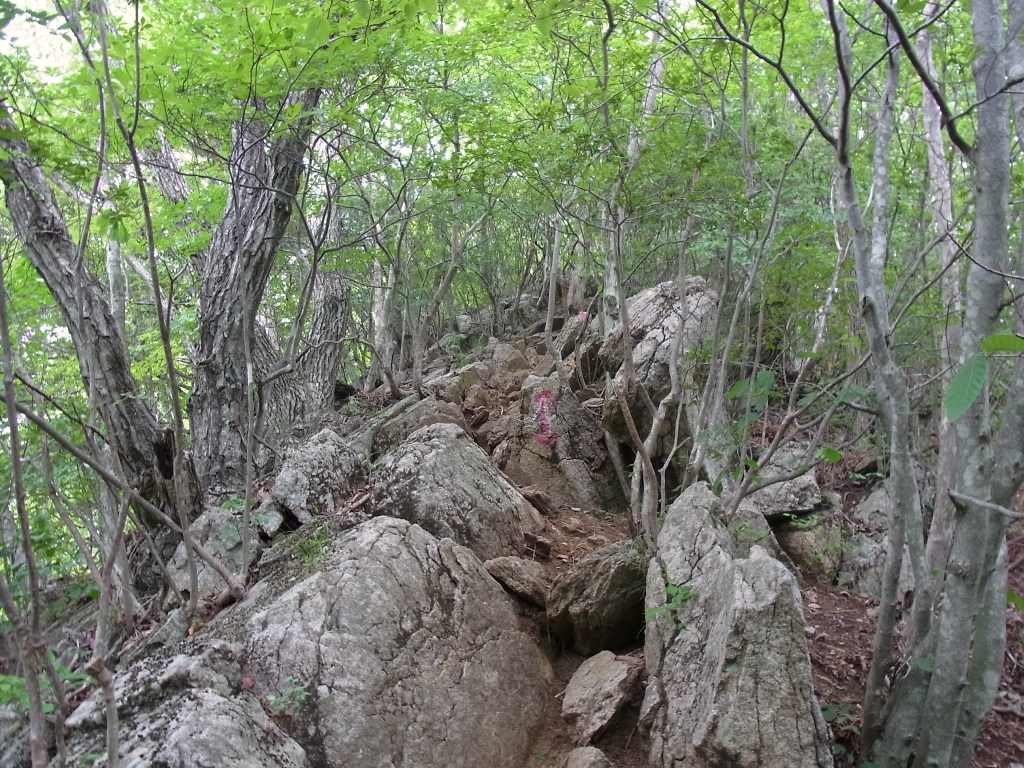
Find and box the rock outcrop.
[642,482,833,768]
[66,517,553,768]
[371,422,540,560]
[600,278,717,450]
[63,641,308,767]
[243,517,553,768]
[562,650,642,745]
[548,539,646,655]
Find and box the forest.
[0,0,1022,766]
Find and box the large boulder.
[562,651,642,745]
[62,640,308,768]
[746,443,822,521]
[547,539,646,655]
[642,482,832,768]
[371,422,540,560]
[268,428,368,525]
[600,279,716,448]
[243,517,553,768]
[494,375,623,511]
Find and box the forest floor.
[515,484,1024,768]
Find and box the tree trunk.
[188,90,320,494]
[917,2,963,611]
[0,112,167,509]
[875,2,1018,764]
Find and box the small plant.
[265,676,310,715]
[644,582,695,629]
[0,660,92,716]
[289,524,328,573]
[730,520,770,545]
[221,494,246,511]
[821,701,872,765]
[780,511,823,530]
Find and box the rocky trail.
[3,282,1022,768]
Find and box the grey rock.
[63,641,307,768]
[601,279,717,448]
[643,482,832,768]
[851,486,890,529]
[165,506,256,608]
[562,651,641,745]
[498,375,623,511]
[548,540,646,655]
[372,422,540,560]
[271,428,367,524]
[838,485,914,599]
[563,746,614,768]
[727,500,788,562]
[244,517,553,768]
[372,396,468,456]
[485,555,549,607]
[837,532,914,600]
[746,443,822,520]
[425,362,489,404]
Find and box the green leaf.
[303,16,330,48]
[354,0,371,19]
[535,14,553,36]
[1009,589,1024,612]
[944,353,987,422]
[817,446,842,464]
[981,333,1024,354]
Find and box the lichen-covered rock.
[244,517,553,768]
[270,428,367,524]
[746,443,822,520]
[547,540,646,655]
[165,506,256,608]
[485,555,549,607]
[63,641,307,768]
[642,482,832,768]
[562,651,641,745]
[776,517,844,582]
[371,395,468,456]
[372,422,539,560]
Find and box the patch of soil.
[802,521,1024,768]
[515,501,649,768]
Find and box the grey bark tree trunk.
[875,2,1019,764]
[188,89,320,494]
[0,111,167,508]
[917,2,963,597]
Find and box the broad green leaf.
[1008,589,1024,612]
[817,446,842,464]
[980,333,1024,354]
[944,353,988,422]
[535,14,553,36]
[354,0,371,19]
[303,16,330,48]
